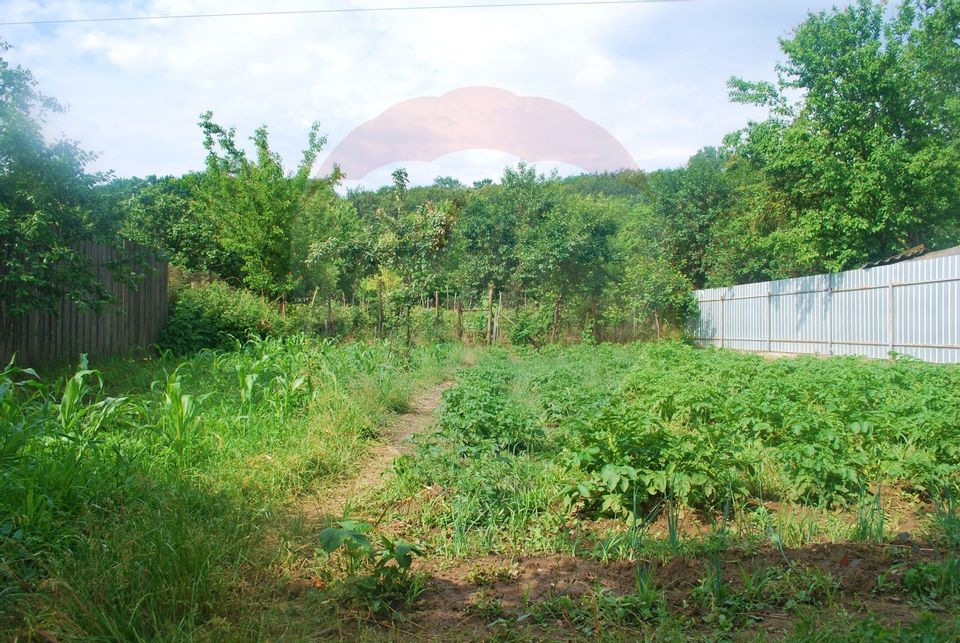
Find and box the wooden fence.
[0,242,169,367]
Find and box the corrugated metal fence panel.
[692,253,960,363]
[0,242,169,368]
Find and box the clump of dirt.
[399,541,940,638]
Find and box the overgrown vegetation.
[0,338,464,639]
[346,343,960,638]
[2,0,960,639]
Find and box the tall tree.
[649,147,733,289]
[373,169,456,342]
[197,112,334,299]
[0,42,128,316]
[724,0,960,273]
[122,173,241,276]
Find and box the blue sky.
[1,0,849,188]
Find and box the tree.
[601,201,696,338]
[293,179,372,300]
[373,169,456,342]
[724,0,960,274]
[0,42,128,316]
[122,173,241,276]
[648,148,733,289]
[450,189,519,296]
[196,112,336,299]
[515,194,617,303]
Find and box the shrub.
[160,281,286,353]
[506,306,551,346]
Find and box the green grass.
[0,335,466,640]
[6,339,960,639]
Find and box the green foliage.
[789,611,960,642]
[0,336,463,638]
[901,558,960,606]
[0,41,132,315]
[414,343,959,536]
[122,173,240,276]
[718,0,960,277]
[648,147,734,289]
[694,563,838,629]
[564,344,960,512]
[506,306,552,346]
[437,349,539,453]
[160,281,287,353]
[528,585,667,635]
[392,442,569,556]
[317,520,425,614]
[196,112,338,298]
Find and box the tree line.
[2,0,958,343]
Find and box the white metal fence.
[691,252,960,363]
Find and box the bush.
[507,306,551,346]
[160,281,285,353]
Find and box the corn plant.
[56,355,125,462]
[0,359,42,471]
[156,367,207,463]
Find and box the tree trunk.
[493,291,503,344]
[591,296,600,343]
[486,283,494,345]
[455,299,463,341]
[376,279,384,338]
[326,295,334,336]
[550,293,563,343]
[405,306,412,346]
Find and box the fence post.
[765,290,771,352]
[826,288,833,355]
[827,277,833,356]
[455,299,463,341]
[486,283,494,345]
[719,294,725,349]
[887,283,895,356]
[494,291,503,344]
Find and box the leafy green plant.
[438,350,540,453]
[317,520,425,614]
[897,558,960,607]
[160,281,287,354]
[57,355,126,451]
[155,367,207,463]
[506,306,551,346]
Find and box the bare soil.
[397,540,941,639]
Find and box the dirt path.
[304,381,452,521]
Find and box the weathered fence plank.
[0,242,168,367]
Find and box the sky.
[1,0,850,189]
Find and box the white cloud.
[2,0,848,184]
